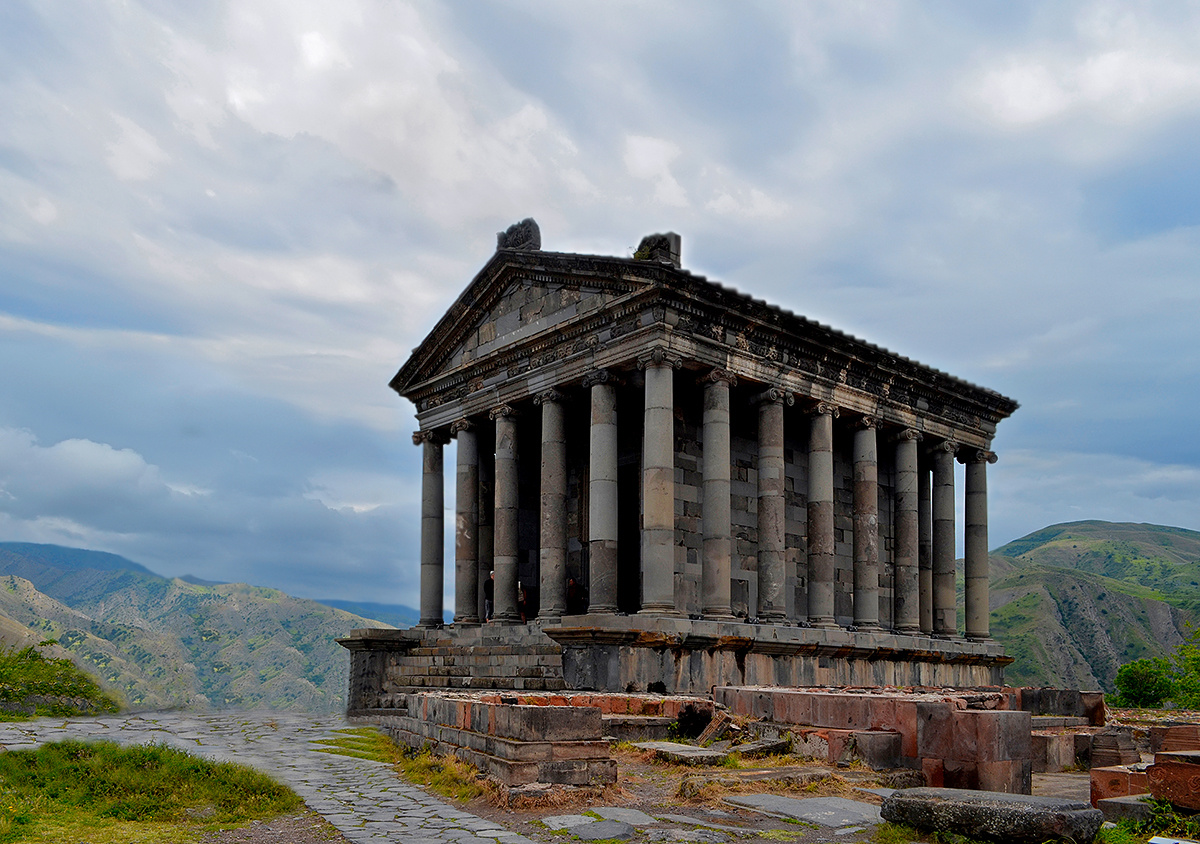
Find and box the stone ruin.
[338,221,1118,797]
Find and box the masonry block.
[1090,766,1149,808]
[1032,733,1076,773]
[1147,750,1200,810]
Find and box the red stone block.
[1150,724,1200,753]
[978,758,1032,794]
[943,758,979,790]
[893,699,920,759]
[972,709,1032,762]
[916,700,957,759]
[1090,766,1149,808]
[921,756,944,787]
[773,690,813,726]
[867,697,897,731]
[1148,751,1200,811]
[949,711,979,762]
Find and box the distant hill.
[989,521,1200,690]
[315,599,449,627]
[0,543,400,712]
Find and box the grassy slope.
[991,521,1200,690]
[0,545,386,712]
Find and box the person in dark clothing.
[565,576,588,615]
[484,571,495,620]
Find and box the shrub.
[1113,658,1175,707]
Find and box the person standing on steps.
[484,571,495,621]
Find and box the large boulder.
[881,787,1102,844]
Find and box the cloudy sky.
[2,1,1198,608]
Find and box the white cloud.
[623,135,688,208]
[106,114,170,181]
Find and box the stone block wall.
[715,686,1033,794]
[369,691,616,787]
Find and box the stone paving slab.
[594,806,659,825]
[574,819,635,840]
[723,794,882,827]
[633,740,730,764]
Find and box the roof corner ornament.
[496,218,541,251]
[633,232,681,267]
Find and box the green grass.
[395,747,489,802]
[310,727,400,762]
[0,739,301,842]
[0,642,120,720]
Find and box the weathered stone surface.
[882,787,1103,844]
[1090,765,1149,807]
[575,819,635,841]
[633,741,729,766]
[1147,750,1200,811]
[725,794,881,826]
[1096,795,1153,824]
[592,806,658,825]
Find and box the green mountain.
[989,521,1200,690]
[0,543,401,712]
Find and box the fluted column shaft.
[416,431,446,628]
[476,434,494,622]
[931,441,958,637]
[701,371,735,619]
[587,372,618,613]
[538,391,567,619]
[492,407,520,623]
[452,420,479,624]
[756,388,791,622]
[918,461,933,634]
[806,404,838,627]
[852,419,880,630]
[964,449,996,640]
[640,351,678,615]
[893,430,921,633]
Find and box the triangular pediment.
[391,251,652,395]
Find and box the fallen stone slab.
[724,794,882,827]
[575,819,635,841]
[592,806,658,825]
[655,813,757,832]
[1097,795,1153,824]
[732,736,789,757]
[633,740,729,765]
[881,787,1103,844]
[541,813,596,830]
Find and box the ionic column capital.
[582,368,621,388]
[413,429,449,446]
[930,439,958,456]
[637,345,683,370]
[959,448,998,465]
[753,386,794,406]
[488,404,516,421]
[534,388,564,406]
[698,367,737,387]
[893,427,923,443]
[809,401,840,418]
[854,414,880,430]
[449,418,474,435]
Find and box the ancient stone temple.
[341,219,1019,708]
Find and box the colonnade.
[412,353,997,641]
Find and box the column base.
[807,618,839,629]
[894,625,922,635]
[966,635,993,644]
[703,610,737,621]
[537,612,564,623]
[758,613,787,624]
[638,604,681,617]
[492,613,523,625]
[588,605,617,615]
[452,618,481,627]
[417,620,444,629]
[852,623,882,632]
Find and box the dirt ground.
[198,810,349,843]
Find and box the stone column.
[451,419,479,625]
[852,416,881,631]
[585,370,618,614]
[921,461,931,633]
[701,369,736,620]
[806,402,839,628]
[963,448,997,641]
[477,433,494,622]
[415,430,448,628]
[931,440,958,637]
[893,428,921,633]
[639,347,681,616]
[756,386,793,622]
[537,389,567,620]
[490,405,520,623]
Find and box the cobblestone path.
[0,711,536,844]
